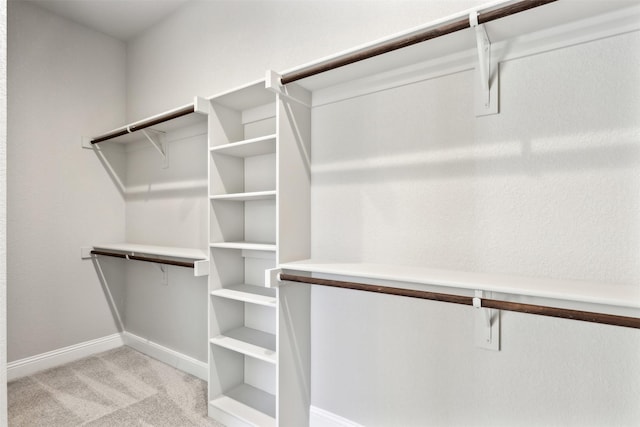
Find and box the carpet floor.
[8,346,224,426]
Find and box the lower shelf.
[211,284,277,307]
[210,327,276,364]
[209,384,276,427]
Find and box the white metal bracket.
[470,12,499,117]
[473,290,500,351]
[159,264,169,285]
[140,129,169,169]
[265,70,312,108]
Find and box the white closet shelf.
[209,190,276,201]
[88,98,208,145]
[210,242,276,252]
[209,80,276,112]
[210,327,276,364]
[89,243,209,276]
[92,243,207,261]
[279,260,640,311]
[280,1,640,94]
[209,384,276,427]
[210,134,277,158]
[211,285,277,307]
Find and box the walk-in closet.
[4,0,640,426]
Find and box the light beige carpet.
[8,346,224,426]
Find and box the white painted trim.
[122,331,208,381]
[7,333,124,381]
[309,406,364,427]
[7,332,208,382]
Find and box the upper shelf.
[279,260,640,311]
[279,0,640,94]
[88,243,209,276]
[209,134,277,158]
[92,243,207,260]
[88,97,209,145]
[209,80,276,112]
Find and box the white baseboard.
[7,332,208,382]
[310,406,363,427]
[122,331,208,381]
[7,333,124,381]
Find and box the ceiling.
[21,0,191,41]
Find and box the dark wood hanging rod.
[91,249,195,268]
[280,0,558,85]
[90,104,196,144]
[279,273,640,329]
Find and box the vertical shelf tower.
[207,80,311,426]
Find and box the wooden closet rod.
[90,104,196,144]
[91,249,195,268]
[280,0,558,85]
[279,273,640,329]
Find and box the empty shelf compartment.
[210,327,276,364]
[211,285,277,307]
[209,383,275,427]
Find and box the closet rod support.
[470,11,498,116]
[474,290,500,350]
[279,0,558,85]
[279,273,640,330]
[470,12,490,106]
[89,104,196,144]
[141,129,169,168]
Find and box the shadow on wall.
[88,122,208,201]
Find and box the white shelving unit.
[269,2,640,423]
[83,98,211,380]
[85,98,211,278]
[207,81,279,426]
[207,78,312,426]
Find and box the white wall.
[1,0,8,422]
[7,1,127,361]
[121,124,208,361]
[124,1,640,425]
[310,31,640,426]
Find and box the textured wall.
[121,128,208,361]
[1,0,7,422]
[310,31,640,426]
[7,1,127,361]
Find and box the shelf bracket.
[470,12,499,117]
[159,264,169,285]
[140,129,169,169]
[266,70,312,108]
[473,290,500,351]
